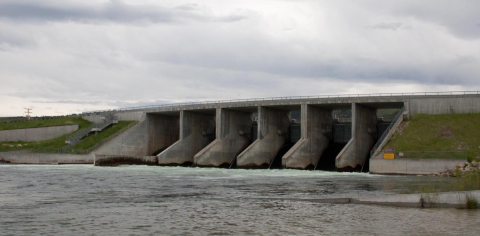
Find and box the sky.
[1,0,479,116]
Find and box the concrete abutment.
[94,113,178,157]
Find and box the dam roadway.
[83,91,480,171]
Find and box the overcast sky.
[1,0,479,116]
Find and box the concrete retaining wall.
[408,97,480,115]
[93,120,149,156]
[93,113,179,157]
[0,151,93,164]
[369,156,466,175]
[292,190,480,209]
[0,125,78,142]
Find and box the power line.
[24,108,33,121]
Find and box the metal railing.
[64,112,117,149]
[91,112,118,131]
[65,128,91,144]
[82,90,480,114]
[369,106,406,158]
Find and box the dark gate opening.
[315,123,352,171]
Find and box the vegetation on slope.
[385,113,480,161]
[0,135,71,152]
[0,119,135,153]
[0,116,92,131]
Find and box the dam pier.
[86,92,480,171]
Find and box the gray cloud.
[370,22,409,31]
[1,0,480,116]
[33,100,102,105]
[33,99,175,108]
[0,0,248,24]
[391,0,480,39]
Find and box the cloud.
[390,0,480,39]
[33,100,102,105]
[0,0,248,24]
[370,22,409,31]
[0,0,480,116]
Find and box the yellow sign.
[383,153,395,159]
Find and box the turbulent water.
[1,165,479,236]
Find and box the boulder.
[472,161,478,168]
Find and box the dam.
[83,91,480,171]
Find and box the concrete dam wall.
[87,93,480,171]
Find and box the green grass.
[0,116,92,131]
[72,121,135,150]
[385,113,480,161]
[0,119,136,153]
[0,135,70,152]
[418,167,480,192]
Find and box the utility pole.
[24,108,33,121]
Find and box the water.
[1,165,479,236]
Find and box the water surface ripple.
[0,165,478,236]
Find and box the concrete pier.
[282,105,333,169]
[158,110,215,166]
[237,107,290,168]
[336,103,377,171]
[194,108,253,167]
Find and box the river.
[0,165,479,235]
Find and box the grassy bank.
[385,113,480,161]
[0,135,70,152]
[0,116,92,131]
[0,120,135,153]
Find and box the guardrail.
[65,128,90,144]
[65,112,117,147]
[82,90,480,114]
[369,106,406,158]
[360,106,405,172]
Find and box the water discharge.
[0,165,479,235]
